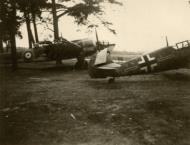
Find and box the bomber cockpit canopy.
[174,40,190,49]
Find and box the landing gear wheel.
[75,60,88,70]
[56,59,62,66]
[108,77,115,83]
[23,50,33,62]
[83,60,88,69]
[75,61,81,70]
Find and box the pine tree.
[51,0,122,40]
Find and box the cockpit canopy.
[174,40,190,49]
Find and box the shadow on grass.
[162,72,190,81]
[18,63,75,71]
[85,78,161,90]
[40,65,75,72]
[85,80,126,90]
[145,99,190,144]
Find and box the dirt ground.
[0,62,190,145]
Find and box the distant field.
[0,64,190,145]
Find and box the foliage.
[17,0,51,20]
[59,0,123,34]
[0,0,22,41]
[0,0,51,42]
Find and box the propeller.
[95,27,100,51]
[94,27,115,52]
[166,36,169,47]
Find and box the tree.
[51,0,122,40]
[30,0,52,43]
[32,12,39,42]
[0,0,22,69]
[17,0,34,48]
[0,19,3,53]
[10,0,17,70]
[52,0,59,40]
[17,0,50,48]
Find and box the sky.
[17,0,190,52]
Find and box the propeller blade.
[95,27,100,51]
[166,36,169,47]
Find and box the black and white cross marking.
[138,54,157,72]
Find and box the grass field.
[0,62,190,145]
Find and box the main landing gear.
[108,77,115,83]
[75,56,88,70]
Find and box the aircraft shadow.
[85,78,157,90]
[86,71,190,90]
[85,79,124,90]
[40,65,75,72]
[162,71,190,81]
[17,61,81,72]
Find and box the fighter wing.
[98,63,121,70]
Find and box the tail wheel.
[23,50,33,62]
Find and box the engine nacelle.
[72,39,96,56]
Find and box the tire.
[75,61,81,70]
[75,60,88,70]
[23,50,33,62]
[83,60,88,69]
[108,78,115,83]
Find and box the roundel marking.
[24,52,32,59]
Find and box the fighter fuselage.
[88,40,190,79]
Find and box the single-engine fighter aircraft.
[21,35,115,69]
[88,40,190,82]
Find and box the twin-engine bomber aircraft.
[22,36,115,69]
[88,40,190,82]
